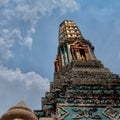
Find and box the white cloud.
[23,37,33,50]
[0,65,49,90]
[0,65,50,115]
[59,0,80,15]
[0,28,22,59]
[0,0,80,60]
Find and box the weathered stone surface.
[39,118,54,120]
[36,20,120,120]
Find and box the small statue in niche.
[79,49,86,60]
[81,55,85,60]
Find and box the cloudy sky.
[0,0,120,116]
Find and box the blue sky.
[0,0,120,116]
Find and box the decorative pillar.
[76,49,81,60]
[74,49,78,60]
[60,48,65,67]
[63,46,68,65]
[84,49,89,60]
[71,48,75,60]
[58,55,62,70]
[55,59,60,72]
[66,43,72,63]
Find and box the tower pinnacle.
[55,20,96,72]
[59,20,83,43]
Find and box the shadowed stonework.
[1,20,120,120]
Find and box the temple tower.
[2,20,119,120]
[55,20,96,72]
[35,20,120,120]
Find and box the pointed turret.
[55,20,96,72]
[59,20,83,43]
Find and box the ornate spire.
[55,20,96,72]
[59,20,83,43]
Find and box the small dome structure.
[0,101,38,120]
